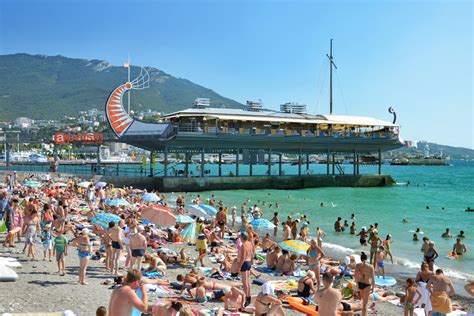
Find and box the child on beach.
[376,246,386,279]
[52,229,68,276]
[404,278,422,316]
[41,224,53,261]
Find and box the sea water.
[182,161,473,283]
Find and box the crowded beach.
[0,172,473,316]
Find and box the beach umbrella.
[181,222,196,242]
[199,205,218,216]
[22,180,41,188]
[77,181,92,188]
[278,239,310,256]
[186,205,212,219]
[95,181,107,189]
[90,212,121,229]
[250,218,275,230]
[107,198,130,207]
[142,192,161,202]
[141,206,176,227]
[176,215,195,224]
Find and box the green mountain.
[0,53,243,120]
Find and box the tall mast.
[127,55,131,114]
[326,39,337,115]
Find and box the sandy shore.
[0,235,413,316]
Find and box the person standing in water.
[369,231,382,266]
[355,252,375,316]
[424,241,439,272]
[383,234,394,264]
[452,238,467,256]
[271,212,280,238]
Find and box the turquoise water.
[181,161,473,281]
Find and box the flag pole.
[127,55,131,114]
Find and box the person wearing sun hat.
[74,228,92,285]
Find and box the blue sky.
[0,0,472,148]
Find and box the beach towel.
[415,281,432,312]
[252,278,267,285]
[255,266,274,274]
[430,291,452,314]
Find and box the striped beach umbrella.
[176,215,195,224]
[250,218,275,230]
[186,205,211,219]
[278,239,310,256]
[107,198,130,207]
[22,180,41,188]
[141,206,175,227]
[95,181,107,188]
[91,213,121,229]
[199,205,217,216]
[77,181,92,188]
[141,192,161,202]
[181,222,196,242]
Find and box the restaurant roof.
[161,108,398,127]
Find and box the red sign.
[53,132,104,145]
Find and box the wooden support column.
[326,149,330,175]
[150,151,154,177]
[298,149,302,176]
[267,149,272,175]
[279,153,282,176]
[201,148,205,177]
[235,149,239,176]
[96,145,100,175]
[218,152,222,177]
[5,143,10,167]
[249,150,253,176]
[378,149,382,175]
[184,152,189,177]
[332,153,335,175]
[353,150,356,175]
[164,148,168,178]
[356,154,360,175]
[306,154,310,173]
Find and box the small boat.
[466,207,473,212]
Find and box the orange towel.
[430,291,452,314]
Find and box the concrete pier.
[95,174,395,192]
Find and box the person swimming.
[402,218,409,224]
[413,233,419,241]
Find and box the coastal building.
[280,102,307,114]
[14,117,34,129]
[193,98,211,109]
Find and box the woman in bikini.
[74,228,92,285]
[307,239,325,290]
[355,252,375,316]
[423,241,439,272]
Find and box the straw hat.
[81,228,90,235]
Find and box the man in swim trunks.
[238,232,253,306]
[110,220,123,275]
[108,269,148,316]
[355,252,375,316]
[215,206,227,239]
[376,246,386,279]
[452,238,467,256]
[129,225,147,271]
[315,272,342,316]
[441,228,452,238]
[427,269,455,315]
[177,269,199,297]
